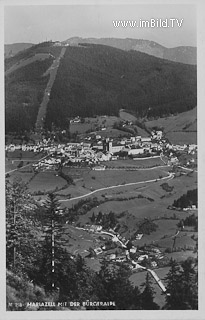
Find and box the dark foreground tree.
[163,258,198,310]
[32,193,67,292]
[140,272,159,310]
[98,260,141,309]
[179,258,198,309]
[6,178,41,276]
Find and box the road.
[105,165,169,171]
[5,154,49,175]
[59,172,174,203]
[178,166,198,173]
[75,225,168,293]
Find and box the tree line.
[173,189,197,209]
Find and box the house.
[97,152,111,162]
[8,144,15,152]
[169,157,179,165]
[138,254,148,261]
[135,234,143,240]
[151,261,157,268]
[141,137,151,143]
[94,248,103,255]
[92,165,106,171]
[116,256,126,262]
[111,237,118,244]
[90,225,102,232]
[136,136,141,141]
[130,247,137,254]
[111,155,118,160]
[128,148,144,155]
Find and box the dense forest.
[5,42,62,134]
[45,44,196,130]
[6,178,198,310]
[173,189,198,209]
[5,42,197,133]
[5,59,52,133]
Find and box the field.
[62,225,95,255]
[56,166,170,204]
[5,151,45,173]
[119,110,150,137]
[145,107,197,144]
[6,149,197,285]
[69,115,119,134]
[165,131,197,145]
[145,107,197,132]
[28,171,67,193]
[103,157,164,168]
[132,219,179,246]
[157,231,196,250]
[6,171,34,185]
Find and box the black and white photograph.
[2,0,205,319]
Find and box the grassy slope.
[4,43,34,58]
[45,44,196,129]
[145,107,197,144]
[145,107,197,132]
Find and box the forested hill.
[5,42,197,133]
[45,43,196,129]
[63,37,197,65]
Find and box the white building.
[128,148,144,155]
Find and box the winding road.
[59,171,174,203]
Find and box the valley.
[5,40,198,310]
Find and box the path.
[178,166,198,173]
[105,165,168,171]
[59,172,174,203]
[5,154,49,175]
[147,269,167,293]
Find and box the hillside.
[145,107,197,144]
[145,107,197,133]
[5,42,63,133]
[45,43,196,130]
[5,42,197,133]
[63,37,197,65]
[4,43,34,58]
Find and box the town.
[6,124,197,172]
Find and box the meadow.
[28,171,67,193]
[103,157,164,168]
[165,131,197,145]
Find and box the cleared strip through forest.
[35,47,67,131]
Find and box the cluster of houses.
[80,224,163,269]
[5,129,197,172]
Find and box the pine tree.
[34,193,67,292]
[164,259,185,309]
[140,272,159,310]
[90,212,96,223]
[179,258,198,309]
[98,260,141,309]
[6,178,40,275]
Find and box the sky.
[4,4,196,48]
